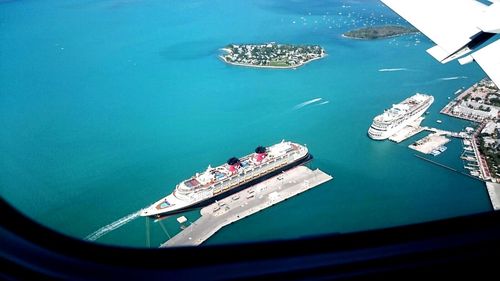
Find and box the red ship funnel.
[255,146,267,162]
[227,157,241,172]
[256,153,266,162]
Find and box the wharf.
[389,126,424,143]
[486,182,500,211]
[421,127,467,139]
[414,154,483,181]
[161,166,332,247]
[408,133,450,154]
[389,117,424,143]
[387,117,467,144]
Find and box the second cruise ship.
[368,93,434,140]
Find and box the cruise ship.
[368,93,434,140]
[140,140,312,218]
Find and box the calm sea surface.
[0,0,490,247]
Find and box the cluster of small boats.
[460,139,481,178]
[430,146,447,156]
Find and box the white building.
[452,101,499,120]
[482,121,499,135]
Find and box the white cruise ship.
[140,140,311,218]
[368,93,434,140]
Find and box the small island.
[220,43,326,69]
[343,25,419,40]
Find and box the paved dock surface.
[422,127,467,139]
[389,126,424,143]
[161,166,332,247]
[486,182,500,211]
[389,117,424,143]
[408,133,450,154]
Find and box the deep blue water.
[0,0,490,247]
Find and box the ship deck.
[177,142,303,193]
[160,165,332,247]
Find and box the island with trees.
[343,25,419,40]
[220,43,326,69]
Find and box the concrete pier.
[161,166,332,247]
[421,127,468,139]
[389,117,424,143]
[408,133,450,154]
[386,116,467,144]
[389,126,424,143]
[486,182,500,211]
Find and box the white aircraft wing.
[381,0,500,86]
[471,39,500,87]
[478,3,500,33]
[381,0,487,62]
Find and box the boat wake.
[405,76,469,87]
[438,76,468,81]
[85,209,143,241]
[293,98,323,110]
[378,68,409,72]
[318,101,330,105]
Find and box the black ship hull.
[149,153,313,219]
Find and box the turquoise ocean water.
[0,0,491,247]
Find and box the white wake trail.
[378,68,409,72]
[438,76,468,81]
[293,98,322,110]
[85,209,143,241]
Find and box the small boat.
[436,120,442,123]
[430,150,441,156]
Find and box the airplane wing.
[381,0,500,86]
[471,39,500,87]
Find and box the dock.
[408,133,450,154]
[414,154,483,181]
[161,166,332,247]
[387,118,468,144]
[486,182,500,211]
[389,117,424,143]
[421,127,468,139]
[389,126,424,143]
